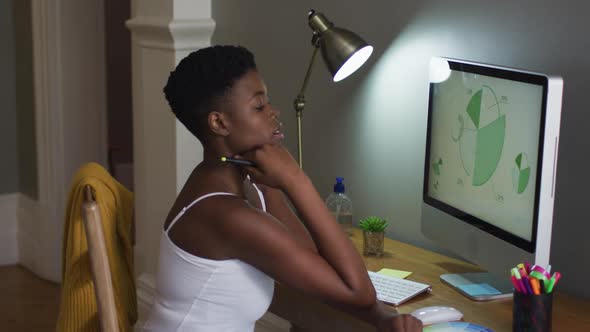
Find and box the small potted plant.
[359,216,388,256]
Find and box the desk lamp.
[293,10,373,168]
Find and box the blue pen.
[522,275,534,295]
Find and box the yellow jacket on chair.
[56,162,137,331]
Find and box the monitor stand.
[440,272,514,301]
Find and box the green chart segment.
[512,153,530,194]
[432,158,443,176]
[459,86,506,186]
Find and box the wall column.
[126,0,214,281]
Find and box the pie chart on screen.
[453,85,506,187]
[512,153,531,194]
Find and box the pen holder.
[513,291,553,332]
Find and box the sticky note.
[377,268,412,279]
[457,283,501,296]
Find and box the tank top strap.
[165,192,236,234]
[250,182,266,212]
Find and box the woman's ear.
[208,111,230,136]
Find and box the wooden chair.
[81,184,120,332]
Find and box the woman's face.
[223,69,283,154]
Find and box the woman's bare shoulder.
[166,193,257,260]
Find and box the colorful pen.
[524,262,531,274]
[530,278,541,295]
[518,263,529,277]
[546,279,556,293]
[220,156,256,167]
[511,275,523,293]
[529,270,547,281]
[511,268,528,294]
[512,262,560,294]
[531,265,551,279]
[546,272,562,293]
[522,275,534,295]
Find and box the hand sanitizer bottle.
[325,177,353,236]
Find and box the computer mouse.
[410,306,463,325]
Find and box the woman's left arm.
[257,184,319,253]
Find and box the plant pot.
[363,231,384,256]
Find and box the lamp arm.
[293,45,320,169]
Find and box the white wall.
[211,0,590,298]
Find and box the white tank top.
[142,187,274,332]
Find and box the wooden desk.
[269,228,590,331]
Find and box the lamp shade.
[308,11,373,82]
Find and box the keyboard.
[368,271,431,306]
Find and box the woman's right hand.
[236,144,305,190]
[376,313,423,332]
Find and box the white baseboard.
[0,193,19,265]
[135,272,292,332]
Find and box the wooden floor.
[0,265,61,331]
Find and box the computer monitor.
[422,57,563,300]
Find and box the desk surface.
[269,228,590,331]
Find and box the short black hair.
[163,45,257,141]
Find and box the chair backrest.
[82,184,120,332]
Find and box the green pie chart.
[432,158,443,176]
[512,153,530,194]
[456,86,505,186]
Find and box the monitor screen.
[424,61,546,251]
[421,58,562,283]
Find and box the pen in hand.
[220,156,256,167]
